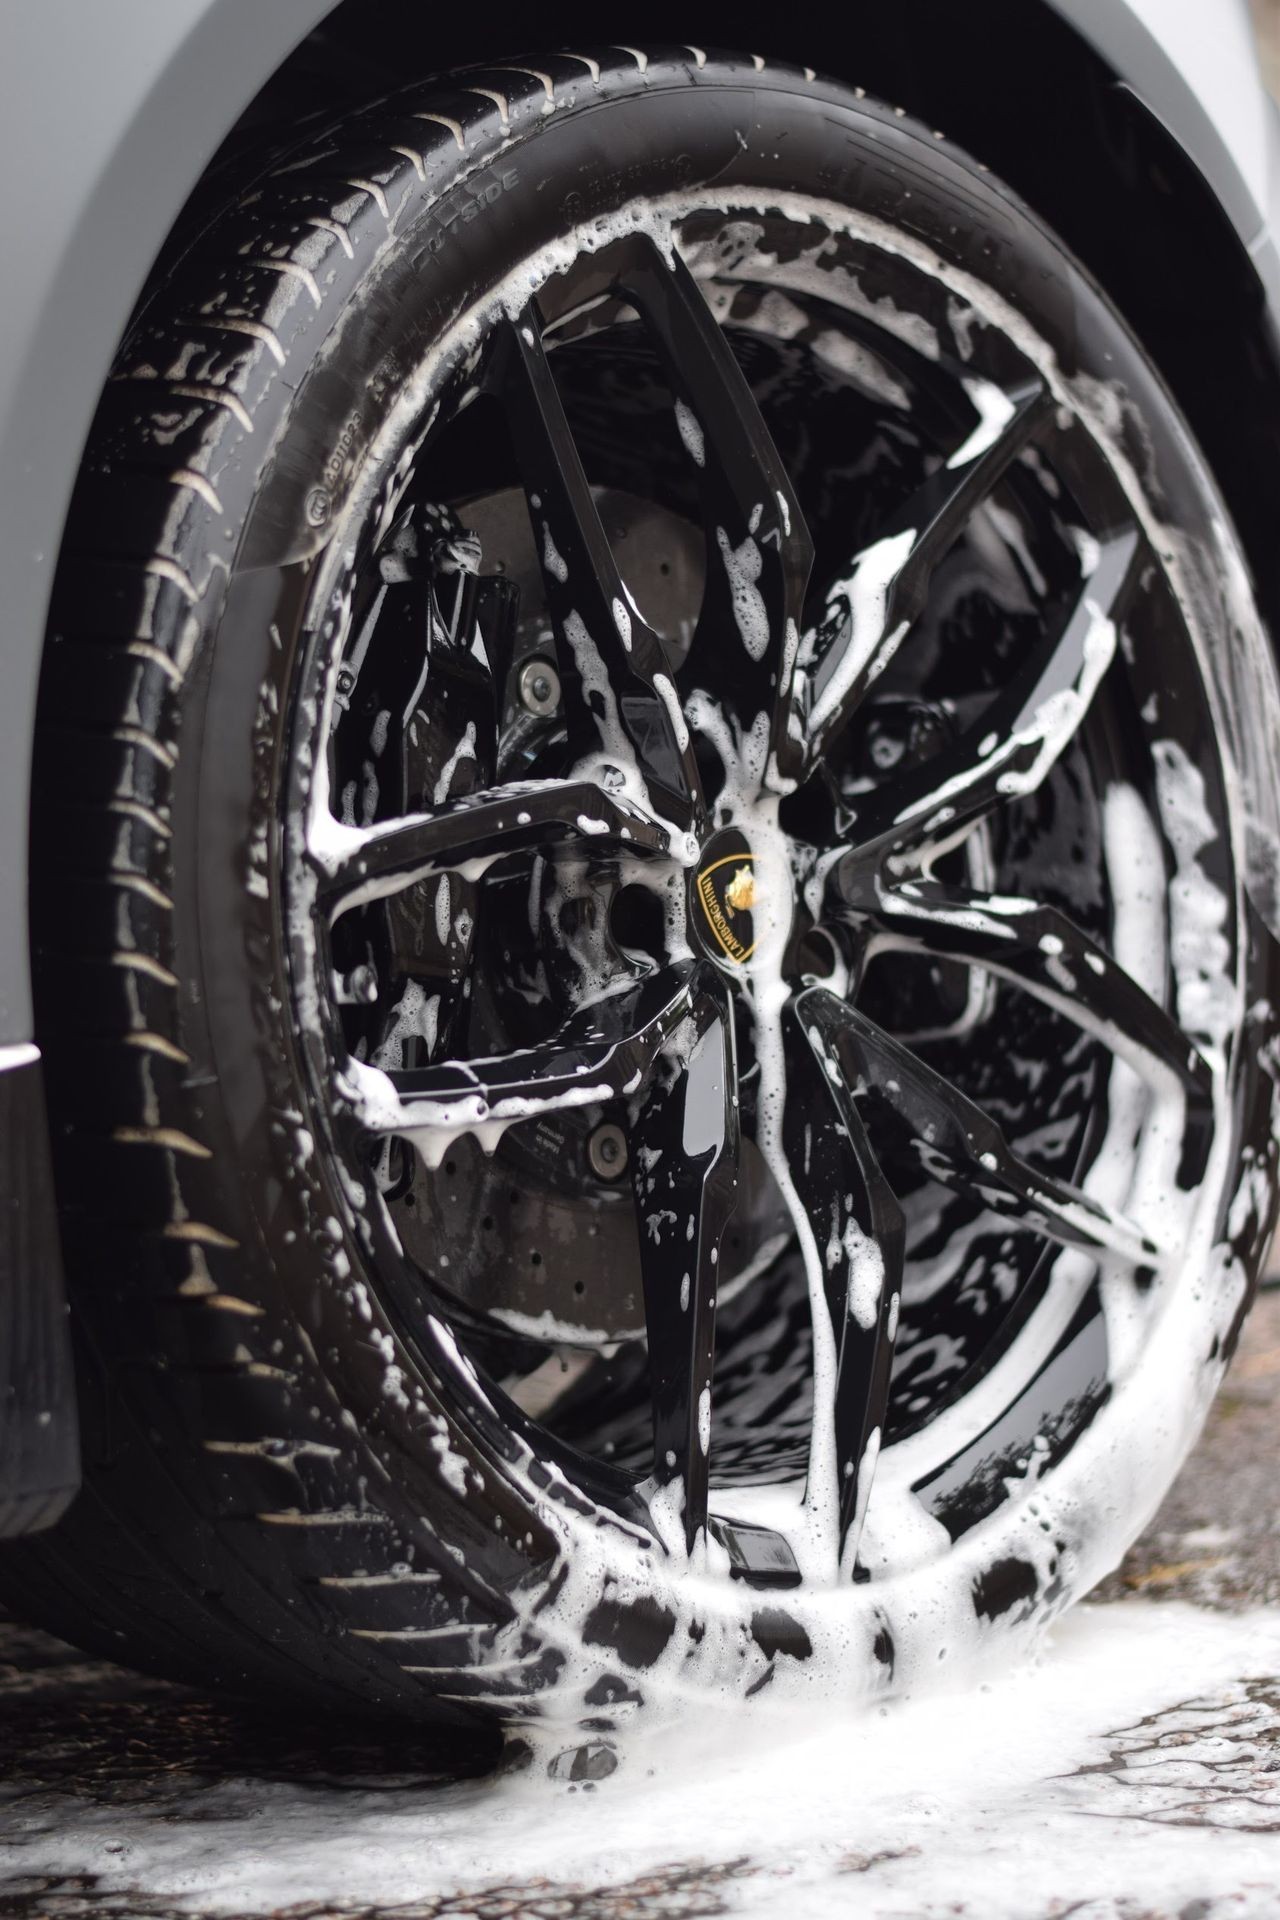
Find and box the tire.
[5,48,1280,1734]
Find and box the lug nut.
[518,657,561,717]
[587,1122,628,1181]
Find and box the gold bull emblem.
[724,866,757,914]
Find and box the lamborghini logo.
[724,865,756,914]
[696,853,759,966]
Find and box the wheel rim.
[283,194,1243,1597]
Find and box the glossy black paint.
[632,984,738,1544]
[783,989,904,1542]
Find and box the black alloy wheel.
[8,49,1280,1728]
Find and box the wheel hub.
[690,825,793,974]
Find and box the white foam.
[15,1605,1280,1920]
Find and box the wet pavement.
[1096,1286,1280,1613]
[1,1291,1279,1920]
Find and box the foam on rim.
[278,173,1275,1725]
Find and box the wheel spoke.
[804,381,1050,765]
[342,966,696,1152]
[341,504,499,813]
[497,314,702,825]
[317,777,681,916]
[853,877,1214,1177]
[631,985,740,1547]
[783,988,904,1555]
[833,526,1140,878]
[615,239,815,787]
[830,1004,1166,1268]
[407,514,496,802]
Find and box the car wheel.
[6,48,1280,1728]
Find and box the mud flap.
[0,1049,78,1535]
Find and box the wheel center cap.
[691,827,790,973]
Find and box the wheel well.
[179,0,1280,639]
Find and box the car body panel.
[0,0,331,1045]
